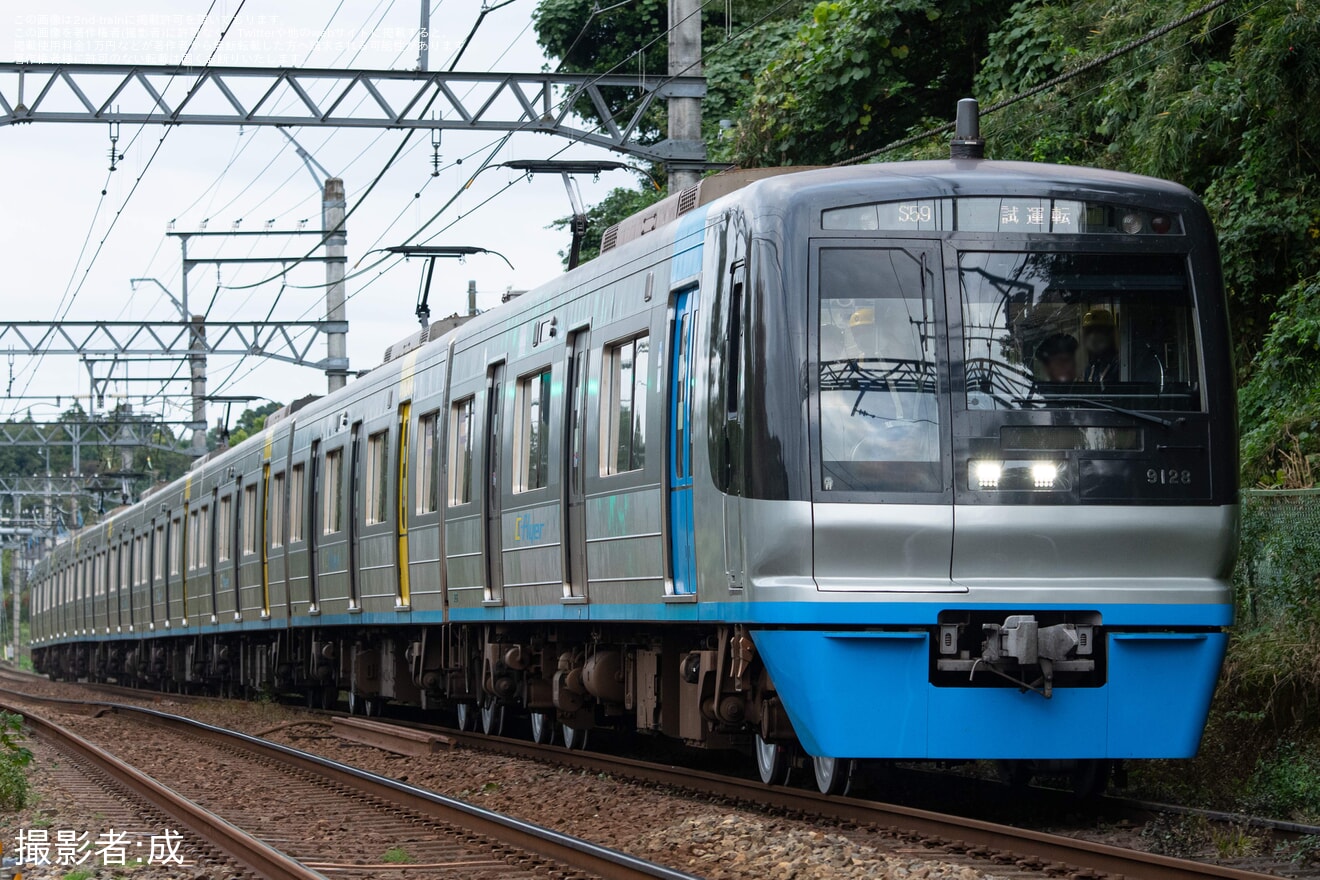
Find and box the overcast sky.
[0,0,633,437]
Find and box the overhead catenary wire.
[140,5,434,412]
[207,0,795,398]
[7,0,247,415]
[184,0,794,403]
[215,0,720,295]
[211,0,800,402]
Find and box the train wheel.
[1071,759,1110,799]
[996,760,1033,790]
[754,734,792,786]
[561,724,589,751]
[529,712,555,745]
[812,756,854,796]
[455,702,478,732]
[480,699,505,736]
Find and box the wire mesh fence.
[1236,489,1320,630]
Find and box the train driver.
[1034,332,1079,384]
[1081,308,1121,384]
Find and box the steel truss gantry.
[0,63,709,166]
[0,418,185,457]
[0,320,348,371]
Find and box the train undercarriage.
[33,623,781,750]
[30,620,1116,797]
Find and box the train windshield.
[960,252,1202,413]
[818,247,942,493]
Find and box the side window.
[242,484,258,555]
[602,335,650,474]
[217,497,232,562]
[417,411,440,514]
[170,518,182,575]
[197,506,210,569]
[324,449,344,533]
[517,369,552,492]
[270,472,286,547]
[448,397,475,506]
[187,511,199,571]
[153,526,165,580]
[365,431,389,525]
[289,465,305,543]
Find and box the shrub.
[0,711,33,811]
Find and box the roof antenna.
[951,98,985,160]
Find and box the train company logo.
[513,516,545,543]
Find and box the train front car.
[728,162,1236,791]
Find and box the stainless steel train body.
[30,160,1238,780]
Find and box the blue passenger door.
[669,288,698,595]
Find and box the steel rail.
[0,675,1288,880]
[408,727,1283,880]
[0,686,698,880]
[0,697,327,880]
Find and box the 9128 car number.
[1147,468,1193,485]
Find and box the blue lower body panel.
[752,628,1227,759]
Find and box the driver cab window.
[817,247,941,493]
[959,252,1202,412]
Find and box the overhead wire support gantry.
[0,63,710,167]
[0,320,347,371]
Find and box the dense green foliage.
[734,0,1010,164]
[534,0,800,147]
[0,712,32,811]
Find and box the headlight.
[1031,462,1059,488]
[973,460,1002,489]
[968,459,1071,492]
[1120,212,1144,234]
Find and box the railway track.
[1,672,1301,880]
[0,687,699,880]
[8,699,325,879]
[364,722,1290,880]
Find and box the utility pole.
[10,545,20,664]
[418,0,430,71]
[189,316,207,456]
[177,236,208,457]
[324,178,349,393]
[667,0,703,192]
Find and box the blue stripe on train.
[670,205,708,282]
[42,600,1232,644]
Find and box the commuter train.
[30,142,1238,796]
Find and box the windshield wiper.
[1013,396,1184,429]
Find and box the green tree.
[534,0,801,143]
[732,0,1012,165]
